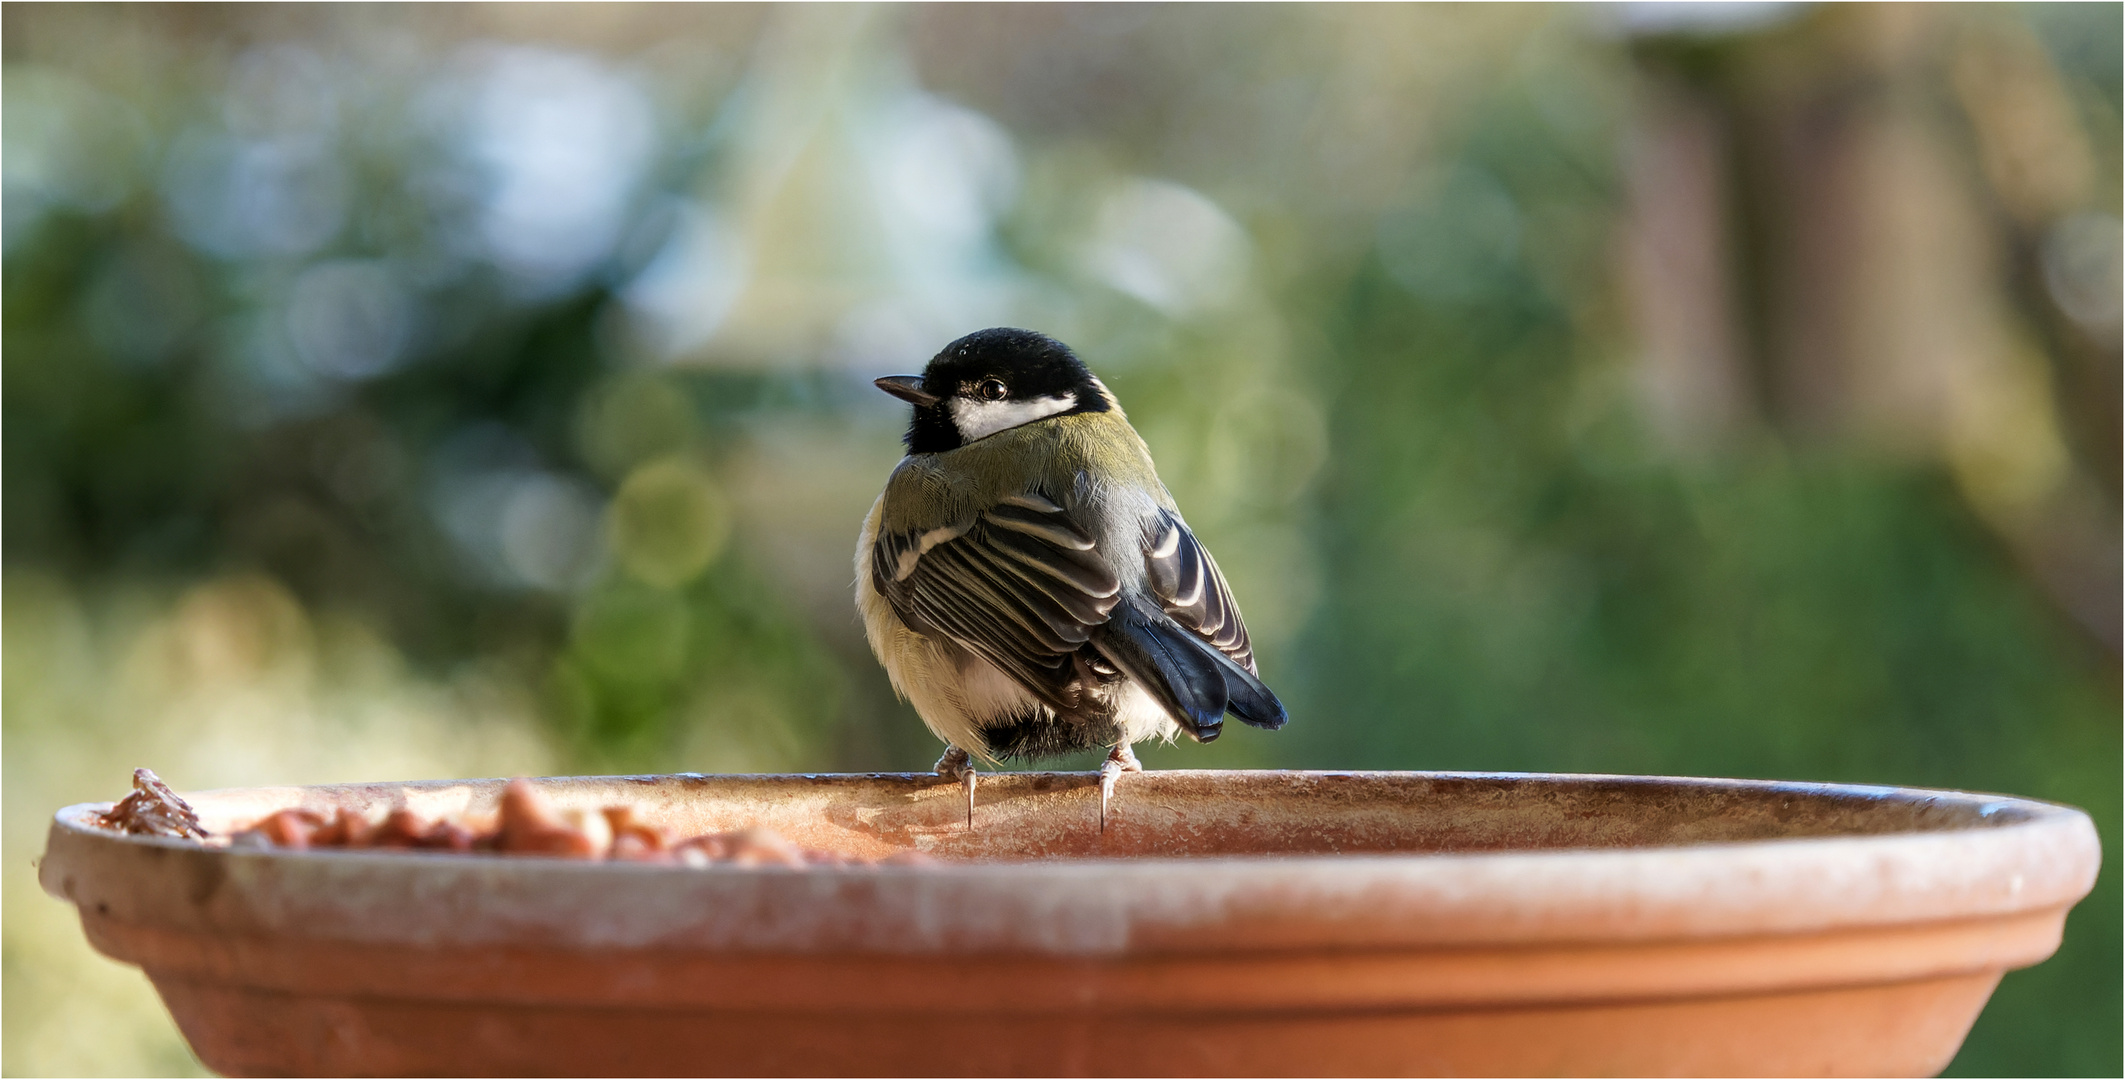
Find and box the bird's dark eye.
[976,379,1008,401]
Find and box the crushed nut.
[98,769,208,840]
[309,808,375,847]
[605,806,669,862]
[99,770,936,869]
[496,778,600,858]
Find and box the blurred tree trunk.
[1623,5,2121,653]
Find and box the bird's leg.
[934,745,977,829]
[1098,743,1142,834]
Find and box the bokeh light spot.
[286,260,415,381]
[608,456,730,588]
[1082,177,1250,316]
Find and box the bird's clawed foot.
[934,745,977,829]
[1098,743,1142,834]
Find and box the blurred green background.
[4,4,2117,1075]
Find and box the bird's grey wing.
[1139,508,1284,730]
[873,492,1123,712]
[1141,508,1256,673]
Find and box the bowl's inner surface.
[140,771,2043,863]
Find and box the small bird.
[856,328,1286,829]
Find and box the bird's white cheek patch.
[949,393,1077,442]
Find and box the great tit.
[856,327,1286,829]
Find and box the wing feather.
[876,492,1269,727]
[984,526,1121,600]
[983,504,1098,551]
[875,491,1122,711]
[1142,509,1256,673]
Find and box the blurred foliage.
[3,4,2117,1076]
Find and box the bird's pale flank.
[856,328,1285,827]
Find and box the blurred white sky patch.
[828,300,949,377]
[434,46,657,295]
[162,130,349,260]
[2042,212,2122,332]
[869,95,1020,261]
[1082,178,1251,317]
[656,9,1028,368]
[835,91,1024,368]
[497,472,608,592]
[154,45,347,261]
[1606,2,1805,38]
[287,259,415,381]
[619,200,748,360]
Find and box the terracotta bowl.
[39,771,2099,1077]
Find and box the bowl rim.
[39,770,2102,957]
[44,767,2089,854]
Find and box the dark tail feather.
[1093,599,1228,741]
[1209,649,1287,730]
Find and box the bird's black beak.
[874,375,940,407]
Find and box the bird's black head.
[875,328,1112,453]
